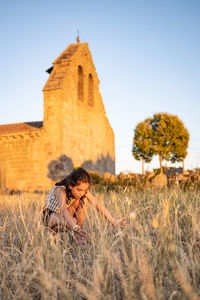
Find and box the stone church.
[0,40,115,191]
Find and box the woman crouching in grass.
[43,167,127,245]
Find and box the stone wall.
[0,130,43,191]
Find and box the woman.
[43,167,127,244]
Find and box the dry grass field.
[0,187,200,300]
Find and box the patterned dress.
[44,186,75,213]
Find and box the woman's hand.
[73,228,90,247]
[113,217,128,229]
[74,228,90,239]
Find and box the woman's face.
[69,182,89,200]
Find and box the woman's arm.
[54,187,77,229]
[86,190,127,227]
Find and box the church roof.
[43,42,88,91]
[0,121,43,135]
[53,43,79,64]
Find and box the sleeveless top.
[44,186,75,213]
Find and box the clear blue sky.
[0,0,200,174]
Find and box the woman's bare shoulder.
[85,190,97,205]
[53,185,66,197]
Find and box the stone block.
[152,173,168,188]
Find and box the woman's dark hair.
[55,167,91,205]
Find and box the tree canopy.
[132,118,153,174]
[132,113,190,173]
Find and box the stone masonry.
[0,41,115,191]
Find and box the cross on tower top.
[76,30,80,44]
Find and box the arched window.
[88,73,93,106]
[78,65,83,101]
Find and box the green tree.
[150,113,189,173]
[132,119,153,174]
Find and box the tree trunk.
[159,156,163,174]
[182,160,184,173]
[142,159,144,175]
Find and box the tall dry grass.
[0,187,200,299]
